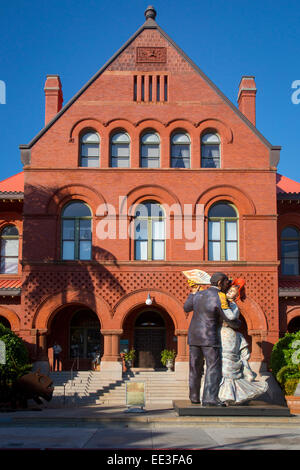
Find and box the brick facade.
[0,8,299,374]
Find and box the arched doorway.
[288,316,300,333]
[70,309,102,360]
[47,305,103,370]
[0,316,11,329]
[134,310,166,368]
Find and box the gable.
[20,10,280,168]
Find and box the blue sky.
[0,0,300,182]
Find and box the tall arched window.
[110,131,130,167]
[281,226,300,275]
[0,225,19,273]
[134,201,165,260]
[80,131,100,167]
[171,132,190,168]
[61,201,92,260]
[201,133,220,168]
[208,202,238,261]
[141,132,160,168]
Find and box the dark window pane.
[282,227,300,239]
[282,258,299,275]
[281,240,299,258]
[62,202,91,217]
[209,203,237,218]
[1,225,19,236]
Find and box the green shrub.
[276,365,300,387]
[0,323,32,403]
[284,378,300,396]
[270,330,300,377]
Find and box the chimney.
[237,76,257,126]
[44,75,63,125]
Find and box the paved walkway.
[0,403,300,450]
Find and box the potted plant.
[124,349,135,369]
[160,349,176,372]
[270,331,300,414]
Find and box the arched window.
[141,132,160,168]
[80,131,100,167]
[0,225,19,273]
[201,133,220,168]
[134,200,165,260]
[171,132,190,168]
[208,202,238,261]
[110,132,130,167]
[281,226,300,275]
[61,201,92,260]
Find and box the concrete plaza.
[0,404,300,450]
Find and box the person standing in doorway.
[53,342,62,371]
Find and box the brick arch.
[122,184,182,216]
[46,184,107,216]
[69,118,105,141]
[136,118,166,130]
[278,213,300,233]
[112,289,187,330]
[197,118,233,144]
[237,296,268,332]
[166,119,196,130]
[196,184,256,216]
[105,119,135,133]
[0,307,21,331]
[286,306,300,326]
[0,221,22,234]
[33,289,112,330]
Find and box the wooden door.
[134,328,166,368]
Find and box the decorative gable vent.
[134,75,168,102]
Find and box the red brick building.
[0,7,299,379]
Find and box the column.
[32,329,50,375]
[174,330,189,380]
[100,329,123,379]
[248,330,266,373]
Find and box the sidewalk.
[1,402,300,427]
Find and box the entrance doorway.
[70,309,102,361]
[134,310,166,368]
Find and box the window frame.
[201,132,221,168]
[140,131,160,168]
[208,202,238,261]
[170,131,191,168]
[0,225,19,274]
[280,225,300,276]
[134,201,166,261]
[110,131,130,168]
[61,201,92,261]
[79,130,100,168]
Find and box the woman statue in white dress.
[218,279,268,405]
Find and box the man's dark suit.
[184,286,240,404]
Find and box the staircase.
[49,370,189,407]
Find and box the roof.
[279,279,300,297]
[276,173,300,195]
[0,279,22,296]
[0,279,22,289]
[19,7,279,155]
[0,171,24,195]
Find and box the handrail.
[70,355,79,384]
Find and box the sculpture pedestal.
[173,400,291,417]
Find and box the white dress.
[218,301,268,405]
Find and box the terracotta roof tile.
[0,172,24,193]
[276,173,300,194]
[0,279,22,289]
